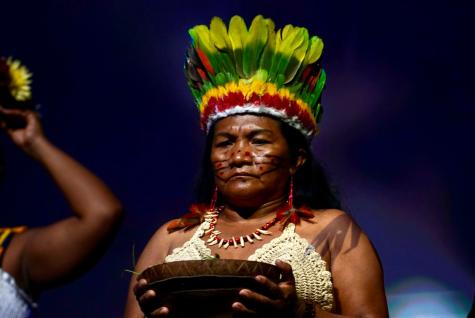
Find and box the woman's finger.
[134,278,149,296]
[149,306,170,317]
[231,301,257,316]
[138,289,156,307]
[275,260,294,282]
[239,288,273,306]
[255,275,282,298]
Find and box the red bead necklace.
[201,208,281,249]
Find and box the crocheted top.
[165,222,334,311]
[0,269,36,318]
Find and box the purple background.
[1,0,474,316]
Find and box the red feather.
[196,48,215,75]
[197,68,208,81]
[277,205,315,229]
[167,204,209,233]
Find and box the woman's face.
[211,115,296,208]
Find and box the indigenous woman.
[0,57,123,317]
[125,16,388,317]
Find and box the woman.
[0,57,123,317]
[125,15,388,317]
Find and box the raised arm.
[0,107,123,293]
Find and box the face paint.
[210,115,293,206]
[212,151,286,182]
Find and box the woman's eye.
[215,140,232,147]
[252,138,270,145]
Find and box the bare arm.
[0,107,123,292]
[316,210,388,317]
[124,222,174,318]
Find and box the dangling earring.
[277,174,315,228]
[288,175,294,210]
[209,185,218,211]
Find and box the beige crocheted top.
[165,222,334,311]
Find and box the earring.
[209,185,218,211]
[288,175,294,210]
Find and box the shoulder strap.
[0,226,27,267]
[283,222,296,234]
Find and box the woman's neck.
[221,196,287,222]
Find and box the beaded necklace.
[197,207,281,249]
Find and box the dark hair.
[194,116,341,210]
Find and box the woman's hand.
[134,278,170,317]
[0,106,44,156]
[232,260,298,317]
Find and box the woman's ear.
[290,148,307,175]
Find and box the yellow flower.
[6,57,32,101]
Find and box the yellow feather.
[246,15,267,46]
[192,25,216,53]
[210,17,230,50]
[228,15,247,51]
[242,15,268,77]
[305,36,324,64]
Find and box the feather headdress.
[185,15,326,138]
[0,57,35,110]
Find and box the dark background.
[1,0,474,316]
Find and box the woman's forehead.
[214,115,281,133]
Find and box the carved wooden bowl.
[139,260,282,318]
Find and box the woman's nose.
[230,144,252,167]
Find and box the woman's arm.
[0,107,123,292]
[224,209,388,318]
[315,209,388,318]
[124,222,174,318]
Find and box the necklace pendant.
[218,238,225,248]
[223,241,230,249]
[207,235,217,243]
[257,229,271,235]
[239,236,245,247]
[232,238,238,248]
[208,238,218,246]
[246,235,254,243]
[252,233,262,240]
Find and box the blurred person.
[0,57,123,317]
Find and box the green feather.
[304,36,324,65]
[251,69,268,82]
[309,69,326,106]
[228,15,248,77]
[209,17,237,76]
[272,26,307,81]
[242,15,268,78]
[283,28,309,83]
[258,19,276,72]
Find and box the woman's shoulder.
[311,208,356,224]
[135,218,191,271]
[145,216,200,250]
[300,208,363,237]
[148,218,187,242]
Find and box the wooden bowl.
[139,260,282,318]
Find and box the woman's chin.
[220,182,268,206]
